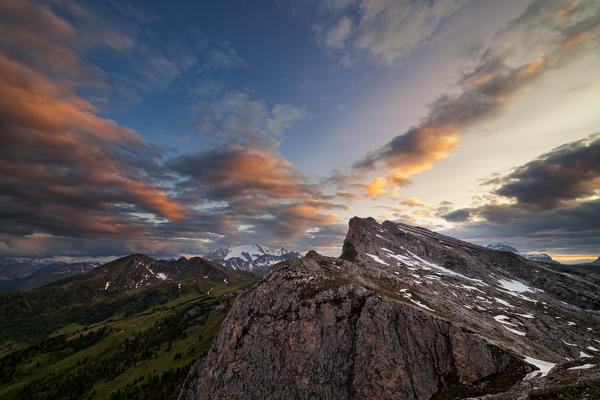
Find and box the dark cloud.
[445,199,600,255]
[443,133,600,254]
[0,1,344,259]
[492,133,600,210]
[442,209,471,222]
[168,144,340,243]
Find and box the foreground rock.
[180,217,600,400]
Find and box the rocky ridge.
[179,217,600,399]
[86,254,253,292]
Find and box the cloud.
[359,176,387,197]
[442,208,471,222]
[0,0,102,85]
[266,104,308,137]
[444,199,600,255]
[491,133,600,210]
[351,0,600,192]
[324,16,353,50]
[0,3,190,257]
[317,0,468,65]
[170,144,309,201]
[168,144,340,242]
[193,90,306,144]
[201,42,247,71]
[442,134,600,254]
[0,52,185,225]
[354,0,468,64]
[0,0,340,258]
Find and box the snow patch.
[515,313,535,319]
[503,326,526,336]
[461,284,485,293]
[523,356,555,378]
[494,315,518,327]
[156,272,167,280]
[497,279,534,293]
[366,253,389,265]
[495,298,514,307]
[568,363,595,370]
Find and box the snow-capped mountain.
[524,253,556,263]
[204,244,300,274]
[485,242,520,253]
[486,243,557,263]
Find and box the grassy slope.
[0,274,257,400]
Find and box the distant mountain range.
[203,244,301,274]
[485,243,558,263]
[0,244,300,291]
[0,262,99,292]
[0,262,36,280]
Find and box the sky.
[1,0,599,264]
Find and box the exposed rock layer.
[180,217,600,400]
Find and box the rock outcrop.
[180,217,600,400]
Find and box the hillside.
[0,255,258,400]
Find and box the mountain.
[203,244,301,274]
[180,217,600,399]
[0,254,258,400]
[486,243,557,263]
[591,257,600,266]
[0,262,99,292]
[485,243,519,253]
[523,253,556,263]
[0,262,36,280]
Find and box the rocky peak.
[179,217,600,399]
[304,250,320,258]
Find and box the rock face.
[180,217,600,400]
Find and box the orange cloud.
[466,73,492,88]
[122,179,185,221]
[386,122,460,185]
[0,9,187,239]
[269,203,339,242]
[559,31,589,52]
[553,3,578,22]
[352,0,599,195]
[362,176,387,197]
[518,54,545,77]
